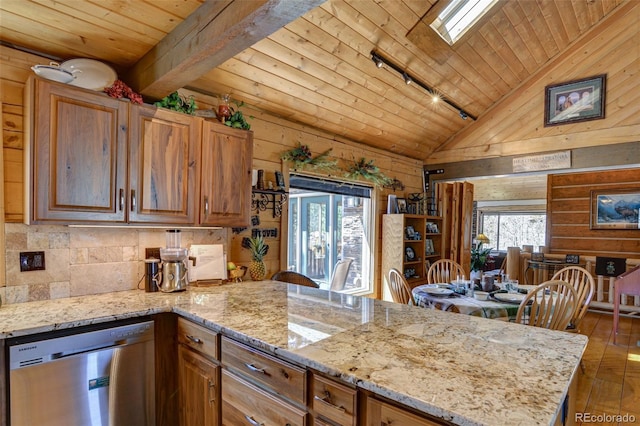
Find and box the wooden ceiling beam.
[126,0,325,99]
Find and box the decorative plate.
[492,292,526,303]
[61,58,117,91]
[424,287,454,296]
[31,64,76,84]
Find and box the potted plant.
[470,243,492,282]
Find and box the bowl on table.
[474,291,489,301]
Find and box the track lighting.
[371,52,383,68]
[370,50,476,121]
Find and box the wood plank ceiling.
[0,0,625,161]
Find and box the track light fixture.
[370,50,476,121]
[371,52,384,68]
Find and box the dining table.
[412,284,526,321]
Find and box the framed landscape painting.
[590,188,640,230]
[544,74,606,126]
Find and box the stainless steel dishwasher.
[7,318,155,426]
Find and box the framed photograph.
[544,74,606,126]
[274,171,285,189]
[565,254,580,264]
[425,239,435,256]
[405,247,416,261]
[405,226,415,239]
[590,188,640,230]
[396,198,407,214]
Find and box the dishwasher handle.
[51,338,129,361]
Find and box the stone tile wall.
[2,223,227,304]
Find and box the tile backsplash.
[3,223,227,304]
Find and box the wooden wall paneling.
[459,182,474,277]
[0,102,5,289]
[547,168,640,258]
[450,183,462,264]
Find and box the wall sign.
[512,150,571,173]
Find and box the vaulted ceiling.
[0,0,626,161]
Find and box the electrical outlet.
[145,247,161,260]
[20,251,46,272]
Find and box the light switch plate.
[20,251,46,272]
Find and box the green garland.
[345,158,392,187]
[280,143,337,171]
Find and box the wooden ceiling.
[0,0,626,161]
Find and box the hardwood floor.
[575,311,640,425]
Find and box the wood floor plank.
[576,312,640,424]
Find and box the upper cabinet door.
[128,105,201,224]
[199,122,253,227]
[27,78,128,223]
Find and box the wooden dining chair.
[551,265,595,333]
[515,280,578,331]
[271,270,319,288]
[388,268,415,305]
[329,258,353,291]
[427,259,464,284]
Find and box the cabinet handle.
[186,334,202,344]
[244,363,267,375]
[204,196,209,214]
[207,379,215,404]
[244,415,264,426]
[314,391,346,412]
[119,189,124,211]
[130,190,136,211]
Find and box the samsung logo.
[18,345,37,352]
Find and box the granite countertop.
[0,281,587,426]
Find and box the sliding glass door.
[287,175,373,293]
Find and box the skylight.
[430,0,498,45]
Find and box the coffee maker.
[157,229,191,292]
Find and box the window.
[430,0,498,45]
[287,175,374,294]
[481,213,546,251]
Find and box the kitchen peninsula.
[0,281,586,425]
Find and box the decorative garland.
[345,158,392,187]
[280,143,337,171]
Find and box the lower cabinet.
[365,395,445,426]
[179,346,219,426]
[310,374,357,426]
[175,318,447,426]
[221,369,307,425]
[177,318,220,426]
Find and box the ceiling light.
[369,49,476,120]
[371,53,383,68]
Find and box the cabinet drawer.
[221,336,306,405]
[366,396,445,425]
[221,369,307,426]
[178,318,219,360]
[311,374,356,426]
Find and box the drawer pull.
[244,415,264,426]
[186,334,202,344]
[314,391,346,412]
[244,363,268,375]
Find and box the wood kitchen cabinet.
[24,77,251,227]
[129,104,200,224]
[25,76,128,223]
[199,121,252,227]
[177,318,220,426]
[365,395,445,426]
